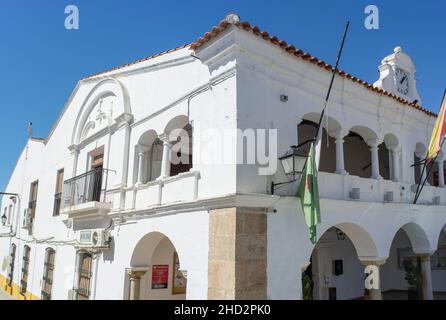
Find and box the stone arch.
[344,125,379,178]
[129,231,187,300]
[306,223,379,300]
[131,231,183,268]
[301,112,343,135]
[72,78,131,146]
[163,115,190,137]
[318,222,379,259]
[138,129,158,147]
[349,125,379,143]
[388,222,433,255]
[298,113,344,174]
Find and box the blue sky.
[0,0,445,191]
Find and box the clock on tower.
[395,67,409,96]
[373,46,422,105]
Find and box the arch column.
[367,139,383,180]
[334,130,348,175]
[360,259,386,300]
[436,159,445,188]
[136,145,149,185]
[312,239,332,300]
[416,253,434,300]
[159,134,173,179]
[390,147,400,182]
[127,270,147,300]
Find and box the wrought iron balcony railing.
[61,168,113,209]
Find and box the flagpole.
[413,136,446,204]
[413,157,428,203]
[313,21,350,168]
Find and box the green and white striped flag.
[297,144,321,244]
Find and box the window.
[20,245,31,295]
[41,248,56,300]
[7,244,16,286]
[7,204,12,225]
[75,251,93,300]
[27,180,39,231]
[2,207,6,225]
[53,169,64,216]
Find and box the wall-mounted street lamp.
[0,192,19,226]
[270,140,313,195]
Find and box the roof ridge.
[190,17,436,117]
[81,43,190,80]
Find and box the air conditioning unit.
[384,191,394,202]
[433,196,441,205]
[22,209,33,230]
[77,229,110,248]
[349,188,360,200]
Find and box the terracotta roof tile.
[190,17,436,117]
[81,16,435,118]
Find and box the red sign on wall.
[152,265,169,289]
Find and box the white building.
[0,14,445,300]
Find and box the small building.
[0,14,445,300]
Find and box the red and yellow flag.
[427,91,446,159]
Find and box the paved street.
[0,289,14,300]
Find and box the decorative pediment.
[72,79,132,146]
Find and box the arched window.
[41,248,56,300]
[7,244,16,286]
[170,124,193,177]
[75,251,93,300]
[20,245,31,294]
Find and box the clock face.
[395,68,409,96]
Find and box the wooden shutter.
[76,252,92,300]
[41,248,56,300]
[20,246,31,294]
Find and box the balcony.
[60,168,113,220]
[317,172,446,205]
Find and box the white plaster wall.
[0,47,220,299]
[267,196,446,299]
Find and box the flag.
[427,91,446,159]
[314,111,324,171]
[297,143,321,244]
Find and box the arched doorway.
[381,223,432,300]
[304,224,378,300]
[127,232,187,300]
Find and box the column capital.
[68,144,80,154]
[415,252,433,262]
[137,144,150,154]
[331,129,349,140]
[366,139,383,148]
[127,270,147,280]
[159,133,175,144]
[359,258,387,267]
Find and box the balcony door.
[89,149,103,202]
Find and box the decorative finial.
[224,13,240,24]
[394,46,402,53]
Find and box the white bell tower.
[374,46,422,105]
